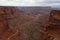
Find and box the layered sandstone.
[43,10,60,40]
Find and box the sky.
[0,0,60,7]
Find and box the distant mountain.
[51,6,60,10]
[17,7,52,15]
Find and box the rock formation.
[0,7,19,40]
[43,10,60,40]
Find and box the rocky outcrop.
[43,10,60,40]
[0,7,19,40]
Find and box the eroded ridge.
[0,7,19,40]
[42,10,60,40]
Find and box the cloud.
[0,0,60,6]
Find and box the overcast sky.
[0,0,60,6]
